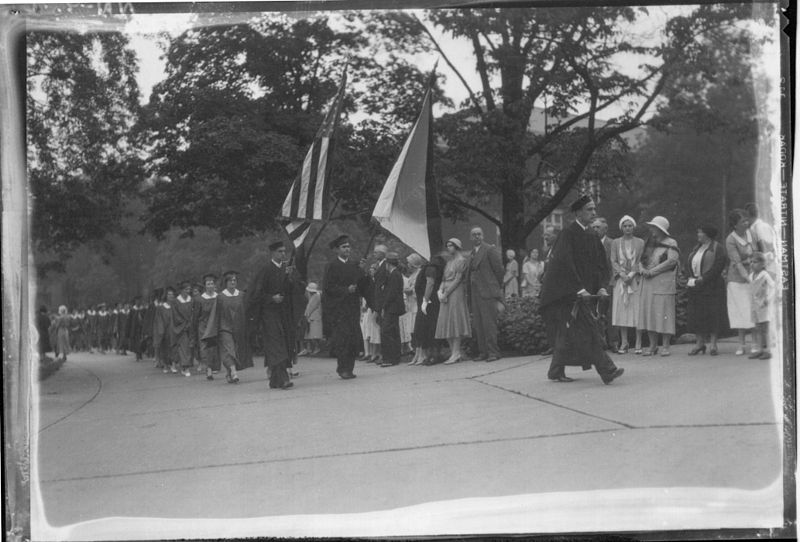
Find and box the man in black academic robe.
[248,241,296,390]
[322,235,370,379]
[539,195,624,385]
[377,253,406,367]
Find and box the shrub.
[497,296,549,355]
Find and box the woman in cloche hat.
[638,216,680,356]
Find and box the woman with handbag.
[638,216,679,356]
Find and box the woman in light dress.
[53,305,71,362]
[610,216,644,353]
[503,249,519,298]
[638,216,679,356]
[299,282,323,356]
[520,249,544,298]
[435,238,471,365]
[401,253,423,361]
[360,263,382,363]
[725,209,757,355]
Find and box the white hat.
[646,216,670,236]
[305,282,320,293]
[619,215,637,230]
[373,244,388,255]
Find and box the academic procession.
[37,67,781,389]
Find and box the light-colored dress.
[750,270,775,324]
[611,236,644,327]
[726,230,755,329]
[521,259,543,297]
[399,270,419,344]
[435,255,471,339]
[503,260,519,298]
[54,315,71,357]
[304,293,323,340]
[638,238,678,335]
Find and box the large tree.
[27,31,143,274]
[617,22,769,250]
[138,13,449,245]
[414,4,755,249]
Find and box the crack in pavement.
[470,378,778,431]
[39,427,621,484]
[471,378,637,428]
[38,421,777,485]
[38,364,103,433]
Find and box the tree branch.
[520,69,670,239]
[529,65,664,155]
[412,14,484,116]
[469,29,496,112]
[441,191,502,228]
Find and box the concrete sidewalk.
[33,344,782,531]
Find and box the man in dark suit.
[540,196,624,385]
[377,252,406,367]
[248,240,296,390]
[467,226,505,362]
[593,217,617,351]
[322,235,370,379]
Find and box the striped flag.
[280,68,348,248]
[372,65,443,261]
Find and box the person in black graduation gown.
[247,241,296,390]
[539,195,624,385]
[127,296,146,361]
[322,235,371,379]
[37,305,52,360]
[377,252,406,367]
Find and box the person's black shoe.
[602,367,624,385]
[486,356,501,362]
[549,375,575,383]
[342,372,357,379]
[280,381,294,389]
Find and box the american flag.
[280,68,348,248]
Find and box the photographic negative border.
[2,1,795,539]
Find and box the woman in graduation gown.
[194,274,221,380]
[142,289,161,361]
[202,270,253,383]
[86,305,98,354]
[153,288,175,373]
[126,297,146,361]
[172,281,195,376]
[98,304,113,354]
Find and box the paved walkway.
[32,344,784,538]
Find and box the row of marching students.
[148,271,253,384]
[145,241,306,390]
[42,302,149,357]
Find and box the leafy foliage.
[424,5,753,249]
[27,31,143,270]
[497,296,550,355]
[138,13,448,244]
